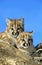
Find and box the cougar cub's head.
[16,32,33,49]
[6,18,24,38]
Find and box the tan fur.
[15,32,33,53]
[17,32,32,43]
[0,18,40,65]
[0,18,24,44]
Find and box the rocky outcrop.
[31,43,42,65]
[0,42,41,65]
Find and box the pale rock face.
[6,58,16,65]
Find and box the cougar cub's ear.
[6,18,11,26]
[20,18,24,24]
[29,30,33,36]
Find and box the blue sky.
[0,0,42,46]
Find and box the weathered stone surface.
[0,42,41,65]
